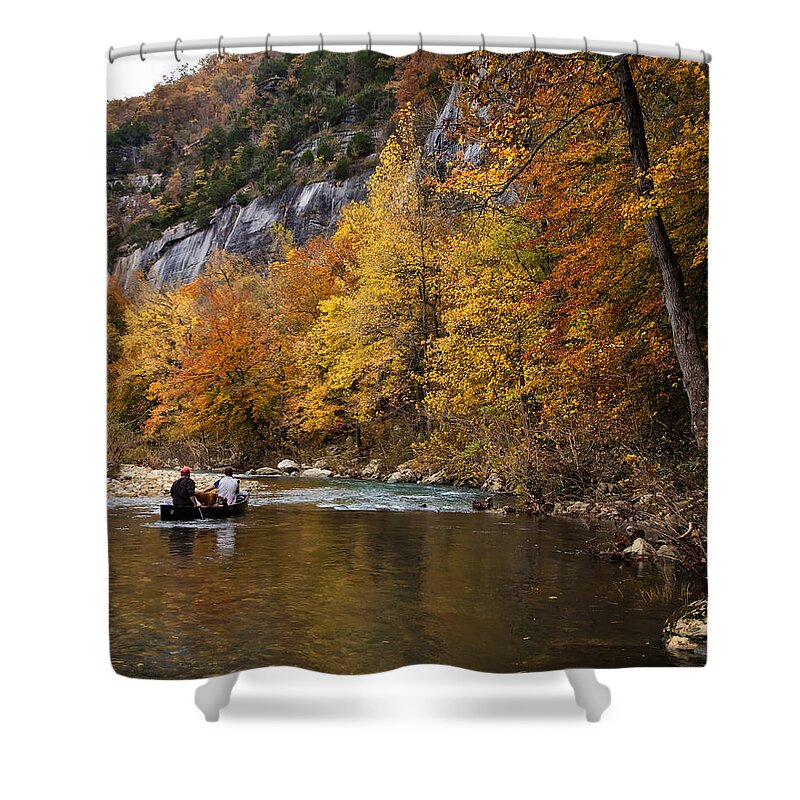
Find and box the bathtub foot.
[195,673,240,721]
[565,669,611,722]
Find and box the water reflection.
[166,527,195,560]
[109,480,704,678]
[215,523,237,556]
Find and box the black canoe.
[159,494,249,522]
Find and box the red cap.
[180,467,191,476]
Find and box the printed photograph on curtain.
[107,49,708,678]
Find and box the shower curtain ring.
[675,42,682,60]
[139,42,146,61]
[531,34,537,52]
[480,33,485,51]
[700,49,707,64]
[174,38,182,62]
[583,36,588,53]
[218,36,224,57]
[367,31,372,51]
[633,39,639,57]
[265,33,271,54]
[108,46,115,64]
[418,32,423,51]
[319,33,324,51]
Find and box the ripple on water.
[249,478,481,513]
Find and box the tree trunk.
[614,57,709,446]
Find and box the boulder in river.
[277,459,301,473]
[622,537,657,559]
[663,599,707,656]
[361,459,382,479]
[300,467,334,478]
[386,468,417,484]
[421,469,447,485]
[256,466,284,475]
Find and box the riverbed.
[108,477,704,678]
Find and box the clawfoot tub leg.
[565,669,611,722]
[195,673,240,721]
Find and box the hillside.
[107,50,449,286]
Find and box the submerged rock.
[491,493,517,509]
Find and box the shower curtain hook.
[265,33,271,54]
[108,46,115,64]
[367,31,372,51]
[633,39,639,57]
[531,34,537,52]
[218,36,225,57]
[139,42,146,61]
[319,33,324,52]
[174,38,182,61]
[675,42,682,60]
[418,32,423,51]
[583,36,588,53]
[700,49,707,64]
[480,33,485,52]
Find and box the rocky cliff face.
[111,174,371,291]
[111,82,469,292]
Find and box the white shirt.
[216,475,240,506]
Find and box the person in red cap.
[170,466,198,508]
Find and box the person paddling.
[170,466,199,508]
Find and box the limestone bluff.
[111,175,370,291]
[107,50,461,291]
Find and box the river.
[108,476,704,678]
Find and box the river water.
[108,477,704,678]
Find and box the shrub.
[355,83,392,116]
[299,149,314,166]
[347,131,374,158]
[333,155,350,180]
[323,95,348,124]
[316,137,337,162]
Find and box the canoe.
[159,494,249,522]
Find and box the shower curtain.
[107,48,708,679]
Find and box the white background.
[4,1,798,797]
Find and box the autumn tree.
[444,52,709,449]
